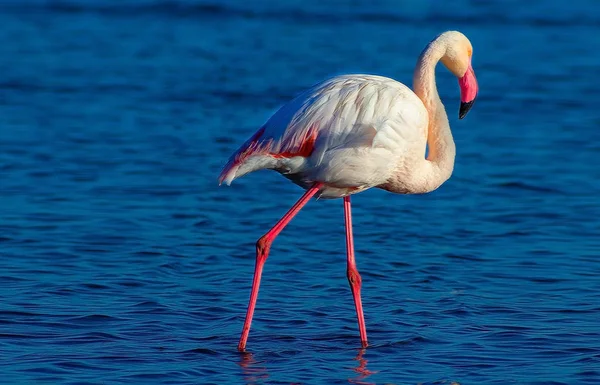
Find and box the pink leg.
[344,195,368,347]
[238,182,323,351]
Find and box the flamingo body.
[219,75,429,198]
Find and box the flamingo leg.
[344,195,368,347]
[238,182,323,351]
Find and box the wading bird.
[219,31,478,351]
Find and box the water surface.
[1,0,599,384]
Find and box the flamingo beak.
[458,63,478,119]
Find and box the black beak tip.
[459,100,475,120]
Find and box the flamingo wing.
[219,75,428,188]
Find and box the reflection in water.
[237,348,377,384]
[238,352,269,384]
[349,349,377,385]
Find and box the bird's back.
[219,74,429,195]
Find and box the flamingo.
[219,31,479,351]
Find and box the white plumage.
[219,75,428,198]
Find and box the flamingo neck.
[412,39,456,191]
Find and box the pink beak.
[458,63,478,119]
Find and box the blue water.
[1,0,599,384]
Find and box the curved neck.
[412,40,456,191]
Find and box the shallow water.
[1,0,599,384]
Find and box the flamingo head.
[439,31,479,119]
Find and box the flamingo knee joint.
[256,235,271,260]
